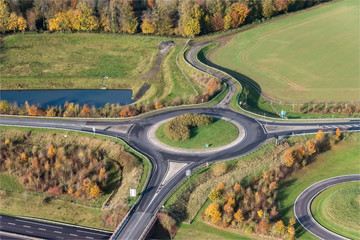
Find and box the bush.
[164,113,212,141]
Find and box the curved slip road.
[294,175,360,240]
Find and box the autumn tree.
[234,209,244,224]
[157,212,177,239]
[229,2,250,28]
[282,147,295,167]
[28,105,38,116]
[212,162,227,177]
[7,12,17,32]
[306,140,317,156]
[17,16,27,32]
[274,220,286,235]
[0,0,10,33]
[80,104,91,117]
[209,189,222,201]
[90,183,101,198]
[76,1,98,31]
[273,0,289,12]
[335,128,341,141]
[178,0,203,37]
[141,17,155,34]
[205,202,222,223]
[262,0,276,19]
[47,145,56,159]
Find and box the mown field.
[0,126,149,230]
[0,33,211,106]
[210,0,359,103]
[156,118,239,149]
[311,181,360,240]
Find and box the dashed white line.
[23,225,31,228]
[38,228,46,231]
[56,237,64,239]
[54,230,62,234]
[16,219,63,229]
[70,234,78,237]
[76,230,109,236]
[8,223,16,225]
[85,237,94,239]
[25,230,33,234]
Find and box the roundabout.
[148,114,246,154]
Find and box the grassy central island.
[155,115,238,149]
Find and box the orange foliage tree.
[28,105,38,116]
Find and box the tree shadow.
[198,49,279,118]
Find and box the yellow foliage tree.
[205,202,222,224]
[315,130,324,143]
[90,183,101,198]
[0,0,10,33]
[283,147,295,167]
[47,145,56,159]
[209,189,222,201]
[141,18,155,34]
[274,220,286,234]
[17,16,27,32]
[233,209,244,223]
[257,209,263,218]
[7,12,17,32]
[306,140,317,156]
[336,128,341,141]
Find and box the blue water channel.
[0,89,135,108]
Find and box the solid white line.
[76,230,109,236]
[23,225,31,228]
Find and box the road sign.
[130,189,136,197]
[92,127,96,133]
[186,170,191,177]
[205,144,209,148]
[281,110,286,116]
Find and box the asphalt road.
[0,41,359,240]
[0,215,112,240]
[294,175,360,240]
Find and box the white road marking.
[56,237,64,239]
[85,237,94,239]
[69,234,78,237]
[8,222,15,225]
[54,231,62,234]
[38,228,46,231]
[23,225,31,228]
[76,230,109,236]
[25,230,33,234]
[16,219,63,229]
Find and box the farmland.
[210,0,359,103]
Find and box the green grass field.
[155,118,239,149]
[311,181,360,240]
[211,0,359,103]
[278,133,360,239]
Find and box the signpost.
[92,127,96,134]
[205,144,209,148]
[281,110,286,117]
[130,189,136,197]
[186,169,191,177]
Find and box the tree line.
[1,0,328,36]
